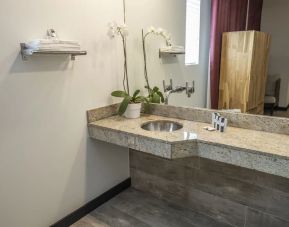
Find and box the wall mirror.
[124,0,289,119]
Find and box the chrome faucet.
[163,79,186,104]
[186,81,195,97]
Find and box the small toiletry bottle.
[216,115,221,131]
[212,113,220,129]
[219,117,228,132]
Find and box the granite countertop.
[88,112,289,178]
[88,114,289,160]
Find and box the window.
[185,0,201,65]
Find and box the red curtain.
[209,0,263,109]
[247,0,264,30]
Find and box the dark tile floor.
[71,188,232,227]
[273,109,289,118]
[264,108,289,118]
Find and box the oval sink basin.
[141,120,183,132]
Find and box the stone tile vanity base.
[130,150,289,227]
[87,103,289,226]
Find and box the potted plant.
[146,86,165,104]
[111,90,148,118]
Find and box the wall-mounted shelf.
[20,43,87,61]
[159,48,185,58]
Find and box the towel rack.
[20,43,87,61]
[159,48,185,58]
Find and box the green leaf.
[151,93,161,103]
[157,91,165,103]
[118,96,131,115]
[152,86,159,92]
[111,90,128,98]
[134,96,143,103]
[132,89,140,99]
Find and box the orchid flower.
[107,21,130,95]
[108,22,129,39]
[142,26,174,95]
[144,26,172,46]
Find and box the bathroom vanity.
[88,103,289,178]
[87,104,289,226]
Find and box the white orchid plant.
[145,26,173,46]
[142,26,173,103]
[108,22,130,95]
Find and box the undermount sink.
[141,120,183,132]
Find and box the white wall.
[126,0,211,108]
[261,0,289,108]
[0,1,129,227]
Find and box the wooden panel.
[131,168,245,227]
[246,102,265,114]
[200,157,289,194]
[193,165,289,220]
[219,31,270,114]
[245,208,289,227]
[219,31,254,112]
[130,150,289,226]
[248,32,271,113]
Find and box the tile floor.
[71,188,232,227]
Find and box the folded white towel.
[25,39,81,51]
[36,47,81,52]
[36,45,80,50]
[161,45,185,53]
[27,39,80,45]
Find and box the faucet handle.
[162,80,167,92]
[192,81,195,93]
[163,79,173,92]
[186,81,195,97]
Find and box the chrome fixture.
[141,120,183,132]
[163,79,186,105]
[47,29,57,38]
[186,81,195,97]
[163,79,173,92]
[163,79,195,104]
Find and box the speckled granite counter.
[88,114,199,159]
[87,105,289,178]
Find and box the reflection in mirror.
[261,0,289,118]
[126,0,211,108]
[125,0,289,118]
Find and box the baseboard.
[50,178,131,227]
[275,105,289,111]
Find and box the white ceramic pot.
[124,103,142,119]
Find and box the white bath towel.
[160,45,185,53]
[25,39,81,51]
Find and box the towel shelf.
[159,48,185,58]
[20,43,87,61]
